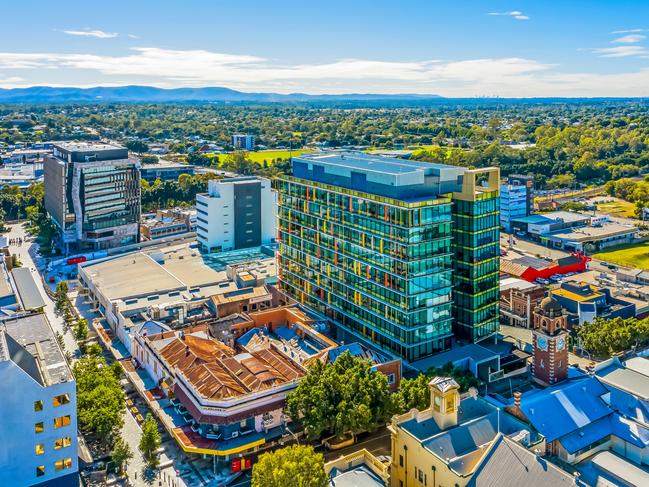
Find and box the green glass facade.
[452,192,500,341]
[277,154,500,362]
[277,176,455,362]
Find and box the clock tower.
[532,295,569,386]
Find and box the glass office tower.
[452,171,501,342]
[277,153,499,362]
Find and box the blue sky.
[2,0,649,96]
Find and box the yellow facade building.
[389,377,546,487]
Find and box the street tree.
[285,351,392,441]
[251,445,326,487]
[139,413,161,466]
[111,437,133,475]
[577,316,649,357]
[73,355,125,445]
[73,318,89,341]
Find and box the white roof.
[500,277,538,292]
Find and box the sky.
[2,0,649,97]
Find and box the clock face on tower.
[537,336,548,351]
[557,337,566,351]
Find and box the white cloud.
[613,34,646,43]
[590,45,649,58]
[612,28,648,34]
[127,34,139,39]
[488,11,529,21]
[0,76,24,87]
[62,29,118,39]
[0,47,649,97]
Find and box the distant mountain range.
[0,86,444,104]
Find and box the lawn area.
[593,241,649,270]
[596,199,637,218]
[245,149,313,163]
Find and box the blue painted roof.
[328,342,367,361]
[273,325,297,342]
[559,416,612,454]
[519,377,610,442]
[511,214,552,224]
[236,327,262,347]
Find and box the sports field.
[245,149,312,163]
[593,241,649,270]
[595,199,636,218]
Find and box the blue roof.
[559,416,612,454]
[611,414,649,449]
[511,214,552,224]
[328,342,375,362]
[559,412,649,454]
[236,327,263,347]
[519,377,610,442]
[273,325,297,342]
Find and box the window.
[53,394,70,407]
[35,422,44,434]
[54,436,72,450]
[34,400,43,412]
[387,373,396,384]
[54,458,73,471]
[35,444,45,455]
[54,415,71,429]
[399,455,404,467]
[36,466,45,477]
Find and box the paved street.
[5,222,80,356]
[322,427,391,462]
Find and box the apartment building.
[44,142,140,253]
[277,152,499,362]
[231,134,255,151]
[0,314,78,486]
[500,182,529,232]
[196,177,277,253]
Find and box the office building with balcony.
[44,142,141,253]
[0,314,78,486]
[196,177,277,253]
[277,152,500,362]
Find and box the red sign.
[231,459,241,473]
[244,458,252,470]
[66,256,87,265]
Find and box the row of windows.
[35,436,72,455]
[35,457,73,477]
[34,394,70,411]
[35,415,71,433]
[280,263,453,342]
[284,279,452,361]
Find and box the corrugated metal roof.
[519,377,610,442]
[468,435,574,487]
[11,267,45,310]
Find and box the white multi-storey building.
[231,134,255,151]
[0,314,78,486]
[196,177,276,252]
